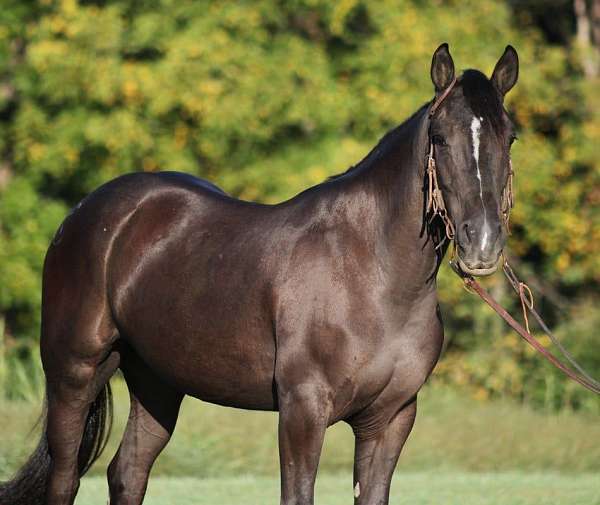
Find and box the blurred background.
[0,1,599,503]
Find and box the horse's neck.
[354,106,441,294]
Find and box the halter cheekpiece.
[425,77,514,248]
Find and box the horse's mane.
[327,103,430,182]
[327,69,504,182]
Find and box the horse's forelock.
[459,69,505,133]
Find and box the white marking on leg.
[471,116,489,250]
[354,481,361,498]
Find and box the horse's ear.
[430,43,455,93]
[491,45,519,96]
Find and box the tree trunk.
[591,0,600,46]
[574,0,600,77]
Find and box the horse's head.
[428,43,518,276]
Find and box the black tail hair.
[0,383,113,505]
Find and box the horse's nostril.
[462,222,475,244]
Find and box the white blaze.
[470,116,489,251]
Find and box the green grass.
[2,380,599,480]
[2,380,600,504]
[75,473,600,505]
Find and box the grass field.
[2,381,600,479]
[2,381,600,505]
[75,473,600,505]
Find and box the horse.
[0,43,519,505]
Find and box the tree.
[0,0,597,409]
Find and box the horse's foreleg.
[107,353,182,505]
[277,384,331,505]
[350,398,417,505]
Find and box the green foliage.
[0,179,67,339]
[0,318,45,403]
[0,0,598,409]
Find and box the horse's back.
[154,171,228,195]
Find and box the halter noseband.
[425,77,514,248]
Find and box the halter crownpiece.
[429,76,457,117]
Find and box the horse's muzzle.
[456,254,501,277]
[455,216,505,276]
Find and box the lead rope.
[428,82,599,395]
[502,259,600,391]
[444,196,600,394]
[461,266,600,395]
[446,220,600,395]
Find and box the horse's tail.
[0,383,113,505]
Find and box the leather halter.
[425,77,514,246]
[425,77,457,245]
[429,76,457,118]
[430,83,599,396]
[427,80,599,396]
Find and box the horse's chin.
[456,256,501,277]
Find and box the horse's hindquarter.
[108,176,278,410]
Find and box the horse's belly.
[124,326,278,410]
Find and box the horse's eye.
[432,135,447,146]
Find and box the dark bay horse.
[0,43,519,505]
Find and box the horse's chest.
[336,307,443,426]
[362,309,443,392]
[276,294,443,421]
